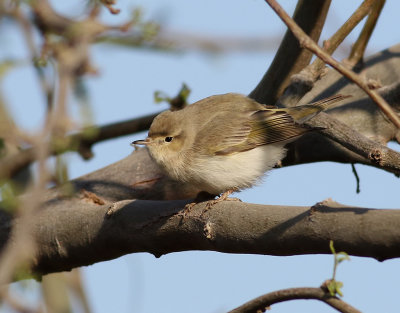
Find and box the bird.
[132,93,348,209]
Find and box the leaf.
[178,83,191,103]
[154,90,171,104]
[325,241,350,297]
[335,281,344,297]
[337,252,350,264]
[153,83,191,107]
[326,279,344,297]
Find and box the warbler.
[132,93,348,201]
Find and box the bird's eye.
[164,136,173,142]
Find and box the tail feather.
[308,94,352,109]
[286,94,351,124]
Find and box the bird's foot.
[201,189,241,216]
[178,190,240,218]
[178,191,216,218]
[178,201,197,218]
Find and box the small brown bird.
[133,93,348,202]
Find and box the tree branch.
[310,0,375,77]
[278,0,375,107]
[0,111,160,178]
[229,287,361,313]
[265,0,400,128]
[304,89,400,175]
[249,0,331,104]
[348,0,385,65]
[282,82,400,173]
[1,149,400,278]
[74,112,160,159]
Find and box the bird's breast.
[187,144,287,194]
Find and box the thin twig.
[0,111,160,178]
[229,287,361,313]
[13,8,54,109]
[75,112,160,159]
[0,288,43,313]
[249,0,331,104]
[67,269,93,313]
[348,0,386,65]
[265,0,400,128]
[351,164,361,194]
[311,0,374,74]
[279,0,375,107]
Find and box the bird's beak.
[131,138,151,146]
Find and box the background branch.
[279,0,375,107]
[265,0,400,128]
[348,0,386,65]
[249,0,331,104]
[229,287,361,313]
[310,0,375,77]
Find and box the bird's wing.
[196,110,309,156]
[244,109,309,145]
[194,112,252,156]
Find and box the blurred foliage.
[0,60,19,78]
[33,56,48,68]
[55,155,69,185]
[0,139,4,158]
[73,77,97,130]
[154,83,191,110]
[0,181,19,213]
[96,8,164,50]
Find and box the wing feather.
[213,110,308,156]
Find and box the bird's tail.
[286,94,351,124]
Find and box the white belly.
[188,144,286,195]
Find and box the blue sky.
[1,1,400,312]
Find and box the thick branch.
[305,108,400,175]
[15,198,400,275]
[1,152,400,277]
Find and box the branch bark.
[1,149,400,277]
